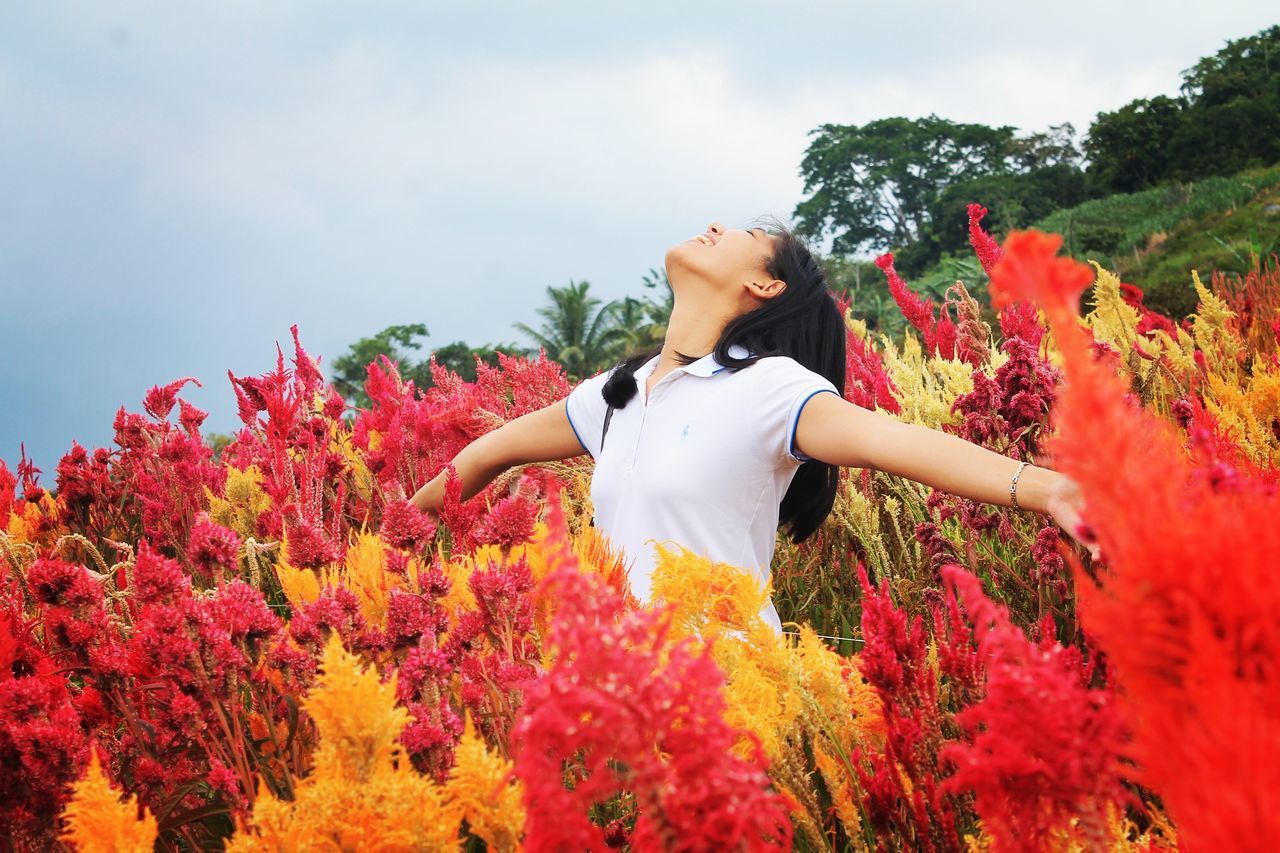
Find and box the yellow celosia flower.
[1085,263,1142,354]
[1189,269,1245,383]
[227,633,463,851]
[4,492,62,546]
[206,464,272,541]
[341,531,403,627]
[879,332,979,430]
[330,429,374,503]
[1205,362,1280,469]
[648,540,772,639]
[272,528,322,610]
[813,741,866,851]
[274,530,415,628]
[59,749,158,853]
[443,712,525,852]
[843,655,886,743]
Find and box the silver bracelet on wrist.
[1010,460,1030,510]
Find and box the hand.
[1042,474,1102,561]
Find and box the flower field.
[3,208,1278,851]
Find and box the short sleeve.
[564,367,614,459]
[751,357,842,464]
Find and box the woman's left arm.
[794,392,1100,556]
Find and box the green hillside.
[1034,165,1280,318]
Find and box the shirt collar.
[637,342,752,382]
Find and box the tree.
[512,280,621,381]
[1083,26,1280,193]
[1084,96,1188,193]
[1180,25,1280,109]
[429,340,529,382]
[204,431,235,463]
[1005,123,1082,171]
[930,164,1091,258]
[794,115,1016,256]
[1168,25,1280,180]
[330,324,434,410]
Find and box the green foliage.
[1084,25,1280,194]
[1031,164,1280,317]
[821,254,908,339]
[1083,95,1187,193]
[204,431,235,462]
[931,164,1092,259]
[330,323,431,410]
[794,115,1017,255]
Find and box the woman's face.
[665,220,784,306]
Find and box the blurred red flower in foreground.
[988,229,1280,851]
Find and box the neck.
[658,293,734,371]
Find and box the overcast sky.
[3,1,1276,479]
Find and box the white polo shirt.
[564,342,841,634]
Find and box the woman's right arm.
[410,397,589,517]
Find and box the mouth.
[690,234,714,246]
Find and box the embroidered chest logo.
[680,424,690,441]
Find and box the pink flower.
[186,516,242,581]
[875,253,957,360]
[967,203,1005,276]
[379,496,437,551]
[143,377,202,421]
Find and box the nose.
[707,221,725,236]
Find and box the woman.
[412,219,1096,633]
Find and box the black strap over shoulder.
[587,404,616,531]
[600,404,616,452]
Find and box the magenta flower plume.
[874,253,957,360]
[143,376,202,421]
[966,204,1005,276]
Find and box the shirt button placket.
[626,378,654,478]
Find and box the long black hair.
[600,217,847,544]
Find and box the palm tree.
[601,296,663,362]
[513,280,621,381]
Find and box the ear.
[745,277,787,299]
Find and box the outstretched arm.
[411,397,590,518]
[794,392,1098,555]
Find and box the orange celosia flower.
[989,229,1280,851]
[59,747,158,853]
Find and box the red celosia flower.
[378,496,437,552]
[846,330,904,414]
[143,377,202,421]
[435,464,485,552]
[186,516,242,582]
[471,491,540,551]
[511,494,793,852]
[284,514,341,569]
[939,566,1129,851]
[967,203,1005,276]
[177,398,209,436]
[401,697,464,782]
[0,458,15,528]
[130,541,191,607]
[875,253,958,360]
[287,584,369,653]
